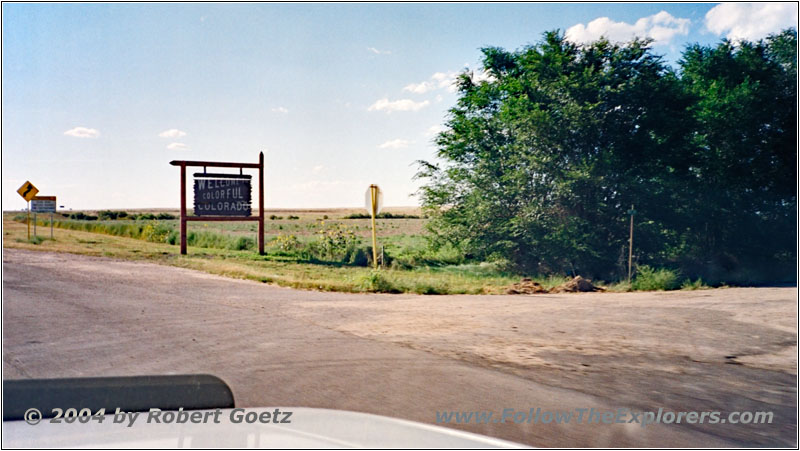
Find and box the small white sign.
[364,185,383,216]
[31,197,57,213]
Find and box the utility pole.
[628,204,635,283]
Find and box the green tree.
[418,30,796,282]
[679,29,796,280]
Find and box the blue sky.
[3,3,797,210]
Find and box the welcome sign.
[193,174,252,216]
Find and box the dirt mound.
[506,278,548,294]
[550,276,604,293]
[507,276,605,294]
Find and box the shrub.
[314,222,360,261]
[166,230,179,245]
[231,236,255,251]
[681,277,709,290]
[271,234,299,252]
[68,212,98,221]
[632,265,680,291]
[358,270,400,293]
[141,222,172,243]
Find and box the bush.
[271,234,299,252]
[166,230,179,245]
[632,265,680,291]
[313,222,360,262]
[231,236,255,251]
[68,212,98,221]
[141,222,172,243]
[681,277,709,290]
[358,270,400,293]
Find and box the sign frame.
[170,153,265,255]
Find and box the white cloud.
[63,127,100,138]
[705,3,798,42]
[271,106,289,114]
[565,11,690,46]
[158,128,187,138]
[404,71,459,94]
[166,142,189,150]
[426,125,446,136]
[378,139,411,149]
[367,47,391,55]
[368,98,429,113]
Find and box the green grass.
[7,214,717,294]
[3,218,520,294]
[681,277,711,290]
[631,265,680,291]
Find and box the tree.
[678,29,796,280]
[418,30,796,282]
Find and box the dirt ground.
[3,249,797,447]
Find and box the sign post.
[170,153,265,255]
[365,184,382,269]
[16,181,39,240]
[32,196,57,239]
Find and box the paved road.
[3,249,796,447]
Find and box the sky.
[2,2,797,210]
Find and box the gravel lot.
[3,249,796,447]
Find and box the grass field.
[2,209,530,294]
[4,208,704,293]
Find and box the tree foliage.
[417,30,796,282]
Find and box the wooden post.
[370,185,378,269]
[628,204,634,283]
[258,151,265,255]
[26,202,30,240]
[33,213,37,237]
[180,163,187,255]
[50,212,54,239]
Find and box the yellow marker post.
[365,184,382,269]
[17,181,39,241]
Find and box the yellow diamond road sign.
[17,181,39,201]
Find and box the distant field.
[25,207,426,238]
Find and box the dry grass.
[2,218,516,294]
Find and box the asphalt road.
[3,249,796,447]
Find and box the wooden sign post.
[365,184,382,268]
[170,152,265,255]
